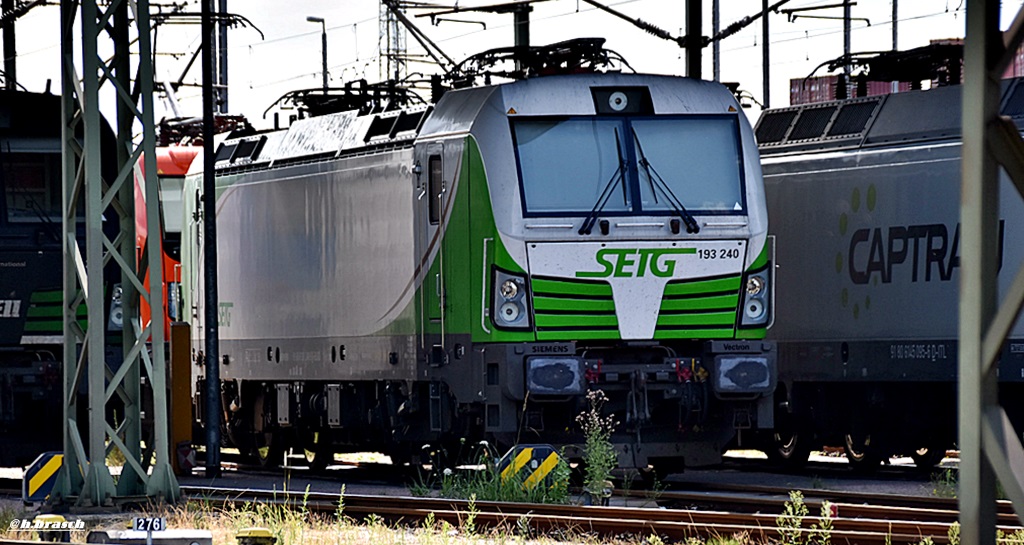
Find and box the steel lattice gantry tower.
[55,0,177,506]
[961,2,1024,544]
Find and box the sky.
[5,1,1024,126]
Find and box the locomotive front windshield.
[512,115,746,216]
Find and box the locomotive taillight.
[744,299,766,321]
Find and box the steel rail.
[643,489,1022,526]
[181,485,1023,544]
[648,482,1022,517]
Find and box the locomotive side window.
[429,155,442,224]
[160,176,185,261]
[2,152,61,222]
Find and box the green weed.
[646,533,667,545]
[644,472,668,504]
[810,500,834,545]
[931,468,958,498]
[515,513,532,538]
[463,494,478,536]
[576,389,619,502]
[706,534,749,545]
[948,521,960,545]
[1000,528,1024,544]
[776,490,808,545]
[425,450,571,504]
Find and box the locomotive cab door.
[419,143,448,363]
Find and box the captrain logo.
[837,183,997,320]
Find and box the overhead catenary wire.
[240,1,963,95]
[381,0,457,75]
[12,0,1010,118]
[578,0,695,49]
[181,0,1011,111]
[721,6,966,54]
[0,2,998,68]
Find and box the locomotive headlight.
[608,91,629,111]
[499,302,521,322]
[739,267,772,328]
[500,279,520,300]
[107,284,124,331]
[492,268,532,330]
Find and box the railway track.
[640,487,1023,525]
[181,485,1023,544]
[8,448,1019,544]
[653,482,960,511]
[6,465,1021,543]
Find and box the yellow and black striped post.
[22,452,63,503]
[498,444,561,490]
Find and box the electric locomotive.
[183,40,776,471]
[0,89,66,466]
[0,89,125,466]
[758,64,1024,468]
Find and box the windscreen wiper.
[631,128,700,234]
[579,128,629,235]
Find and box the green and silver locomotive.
[182,41,775,470]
